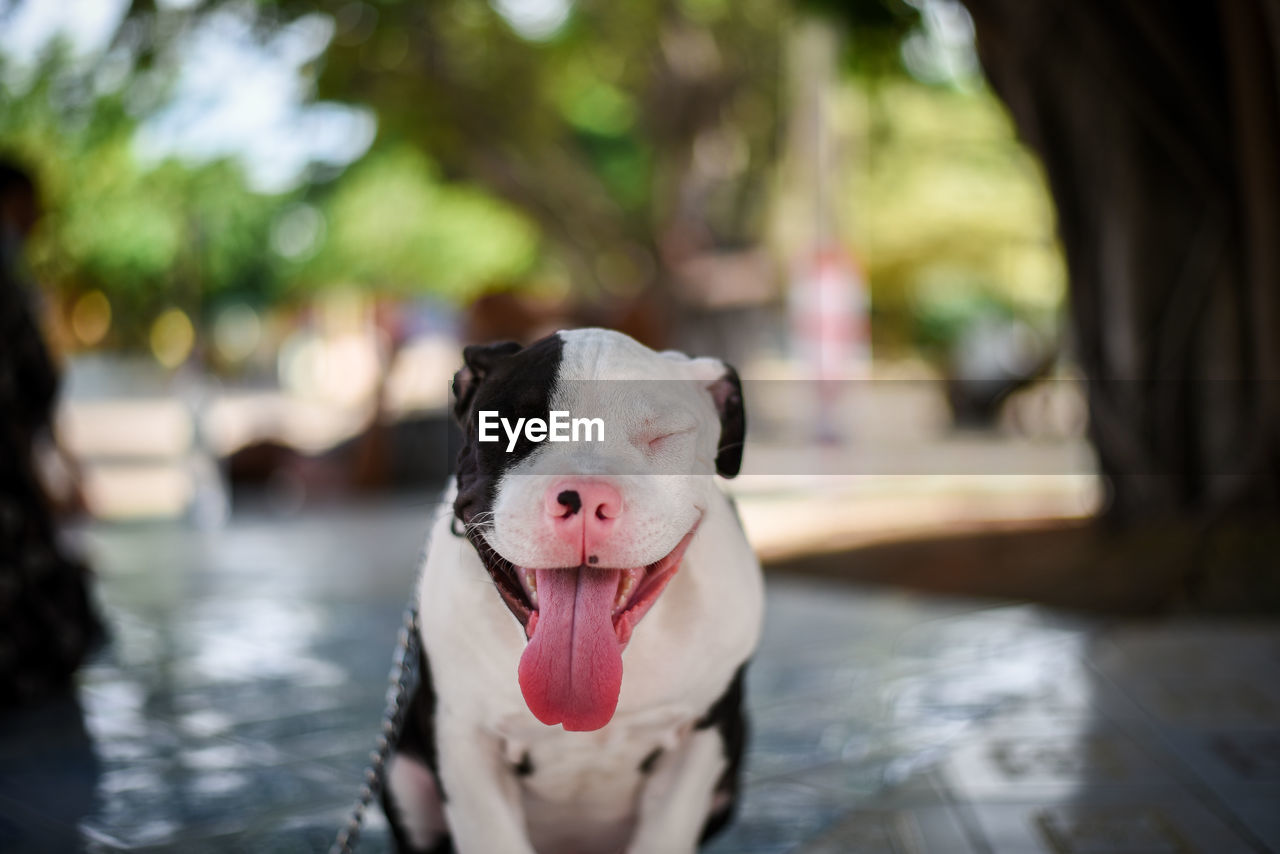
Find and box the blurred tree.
[300,144,538,299]
[120,0,787,340]
[960,0,1280,537]
[0,9,548,349]
[843,77,1063,356]
[97,0,1060,355]
[804,0,921,78]
[819,0,1280,606]
[0,44,286,347]
[785,0,1064,356]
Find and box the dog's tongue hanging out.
[518,567,623,732]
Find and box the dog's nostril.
[596,505,610,521]
[556,490,582,516]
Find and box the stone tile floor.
[1,495,1278,853]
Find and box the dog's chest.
[497,712,694,851]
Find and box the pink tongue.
[518,567,623,732]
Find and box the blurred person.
[0,159,104,707]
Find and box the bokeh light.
[69,289,111,346]
[212,303,262,364]
[149,307,195,368]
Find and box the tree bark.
[964,0,1280,524]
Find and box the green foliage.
[1,0,1063,359]
[255,0,785,292]
[800,0,923,78]
[304,145,538,298]
[0,45,287,342]
[0,27,546,347]
[840,79,1065,353]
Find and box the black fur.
[451,334,565,528]
[382,647,453,854]
[710,366,745,478]
[695,664,748,844]
[638,746,664,774]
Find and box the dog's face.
[451,329,744,732]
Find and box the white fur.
[628,727,728,854]
[409,330,764,854]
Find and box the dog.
[382,328,764,854]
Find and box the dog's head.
[451,328,745,731]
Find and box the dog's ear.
[452,341,523,423]
[708,364,745,478]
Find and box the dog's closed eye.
[643,427,696,453]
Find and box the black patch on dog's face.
[710,365,745,479]
[451,333,564,529]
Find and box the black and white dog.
[382,328,763,854]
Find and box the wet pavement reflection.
[1,497,1277,852]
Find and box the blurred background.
[2,0,1278,852]
[2,0,1082,526]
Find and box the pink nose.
[545,480,623,564]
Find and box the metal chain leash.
[329,589,422,854]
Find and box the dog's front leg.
[437,719,536,854]
[626,728,727,854]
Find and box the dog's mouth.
[476,526,698,642]
[472,524,699,732]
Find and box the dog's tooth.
[615,574,635,609]
[524,571,538,606]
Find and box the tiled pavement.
[1,496,1278,853]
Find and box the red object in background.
[790,245,870,380]
[789,245,871,443]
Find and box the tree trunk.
[964,0,1280,516]
[962,0,1280,607]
